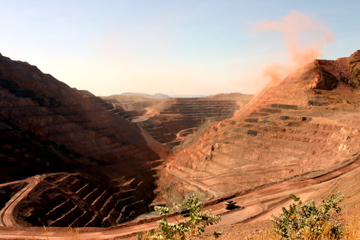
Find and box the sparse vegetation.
[137,194,221,240]
[213,231,223,238]
[194,193,360,240]
[272,193,344,239]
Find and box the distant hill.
[204,92,254,101]
[107,92,253,99]
[121,92,170,99]
[102,94,163,102]
[169,94,207,98]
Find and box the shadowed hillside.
[0,53,163,227]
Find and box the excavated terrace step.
[91,190,111,211]
[44,200,75,223]
[84,215,101,227]
[113,189,136,199]
[49,206,83,227]
[223,124,345,142]
[76,183,95,198]
[69,211,92,228]
[102,207,120,226]
[99,196,116,217]
[84,188,103,204]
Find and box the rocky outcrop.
[314,50,360,89]
[0,53,162,227]
[159,51,360,203]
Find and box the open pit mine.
[0,50,360,239]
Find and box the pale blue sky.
[0,1,359,96]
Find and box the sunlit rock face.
[159,50,360,202]
[137,97,249,148]
[103,93,252,149]
[0,53,161,227]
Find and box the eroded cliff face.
[0,53,161,227]
[159,50,360,203]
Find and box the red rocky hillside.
[158,50,360,203]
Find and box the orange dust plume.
[256,10,334,84]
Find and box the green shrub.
[213,230,223,238]
[139,194,221,240]
[272,193,344,239]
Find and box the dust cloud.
[255,10,334,84]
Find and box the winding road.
[0,175,41,227]
[0,156,359,239]
[165,165,225,198]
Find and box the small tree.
[139,194,221,240]
[272,193,344,240]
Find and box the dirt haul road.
[0,156,359,239]
[0,175,41,227]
